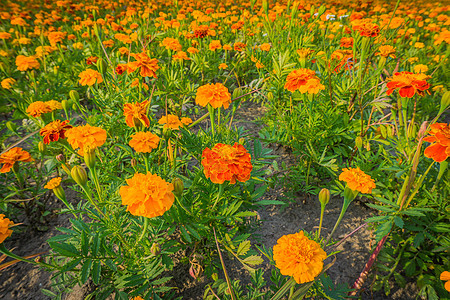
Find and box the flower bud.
[56,154,65,162]
[318,188,330,206]
[355,136,363,149]
[53,185,66,202]
[150,242,160,256]
[262,0,269,16]
[439,90,450,114]
[172,178,184,198]
[83,149,96,169]
[130,158,137,168]
[69,90,79,103]
[61,99,70,111]
[232,87,243,100]
[343,185,358,203]
[267,92,274,102]
[71,165,88,187]
[38,141,46,153]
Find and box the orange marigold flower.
[0,214,14,244]
[386,71,430,98]
[201,143,252,184]
[0,147,33,173]
[195,83,231,109]
[86,56,98,65]
[78,69,103,86]
[260,43,271,51]
[128,52,159,78]
[273,231,327,284]
[219,63,228,70]
[161,37,182,52]
[26,101,52,117]
[424,123,450,163]
[1,78,16,89]
[181,117,192,125]
[209,40,222,51]
[158,114,185,130]
[118,47,129,55]
[119,172,174,219]
[376,45,396,58]
[352,19,380,37]
[16,55,40,71]
[116,63,128,75]
[440,271,450,292]
[129,131,160,153]
[48,31,66,46]
[65,124,107,155]
[340,37,353,48]
[284,69,325,94]
[223,44,232,51]
[46,100,62,111]
[339,167,375,194]
[194,24,210,38]
[44,177,62,189]
[233,42,246,51]
[40,120,73,144]
[172,51,190,61]
[123,100,150,128]
[187,47,199,54]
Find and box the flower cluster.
[158,114,192,130]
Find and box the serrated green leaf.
[49,242,79,257]
[81,259,92,284]
[92,261,101,285]
[236,240,251,257]
[179,225,191,243]
[413,232,425,248]
[393,216,404,228]
[366,203,396,213]
[242,255,263,266]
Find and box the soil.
[0,100,417,300]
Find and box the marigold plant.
[195,83,231,109]
[40,120,73,144]
[123,100,150,128]
[78,69,103,86]
[65,124,107,155]
[129,132,160,153]
[0,147,33,173]
[339,167,376,194]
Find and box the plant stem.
[211,183,224,210]
[136,217,149,245]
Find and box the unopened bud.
[71,165,88,187]
[439,90,450,114]
[267,92,273,102]
[150,243,160,256]
[355,136,363,149]
[172,178,184,198]
[130,158,137,168]
[318,188,330,206]
[83,149,96,169]
[232,87,243,100]
[69,90,79,103]
[56,154,65,162]
[61,99,70,111]
[38,141,46,153]
[262,0,269,15]
[53,185,66,202]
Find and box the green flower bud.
[318,188,330,206]
[6,121,17,133]
[61,99,70,111]
[267,92,274,102]
[38,141,46,153]
[439,90,450,114]
[83,150,96,170]
[232,87,243,100]
[71,165,88,187]
[172,178,184,198]
[69,90,79,103]
[53,185,66,202]
[150,243,160,256]
[355,136,363,149]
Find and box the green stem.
[0,244,57,270]
[317,203,325,239]
[208,105,215,139]
[211,183,225,210]
[88,166,103,203]
[136,217,149,245]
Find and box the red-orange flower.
[65,124,107,155]
[273,231,327,284]
[123,100,150,128]
[284,69,325,94]
[352,19,379,37]
[128,52,160,78]
[0,147,33,173]
[119,172,174,219]
[129,131,160,153]
[0,214,14,244]
[40,120,73,144]
[340,37,353,48]
[386,72,430,98]
[195,83,231,109]
[78,69,103,86]
[26,101,52,117]
[339,167,375,194]
[424,123,450,163]
[201,143,252,184]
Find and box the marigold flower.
[40,120,73,144]
[195,83,231,109]
[161,37,182,52]
[376,45,396,58]
[46,100,62,111]
[233,42,246,51]
[0,32,11,39]
[86,56,98,65]
[424,123,450,163]
[440,271,450,292]
[273,231,327,284]
[44,177,62,189]
[339,167,375,194]
[386,71,430,98]
[352,19,379,37]
[193,24,210,38]
[128,52,159,78]
[181,117,192,125]
[158,114,185,130]
[284,69,325,94]
[119,172,174,219]
[172,51,190,61]
[48,31,66,46]
[129,131,160,153]
[78,69,103,86]
[414,64,428,74]
[209,40,222,51]
[219,63,228,70]
[0,214,14,244]
[340,37,353,48]
[65,124,107,155]
[16,55,40,71]
[1,78,16,89]
[187,47,199,54]
[260,43,271,51]
[201,143,252,184]
[123,100,150,128]
[26,101,52,117]
[0,147,33,173]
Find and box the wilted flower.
[0,147,33,173]
[78,69,103,86]
[201,143,252,184]
[424,123,450,163]
[339,167,375,194]
[195,83,231,109]
[273,231,327,284]
[129,131,160,153]
[119,172,174,219]
[123,100,150,128]
[65,124,107,155]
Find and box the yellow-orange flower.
[158,114,185,130]
[119,172,174,219]
[65,124,107,155]
[48,31,66,46]
[161,37,182,52]
[46,100,62,111]
[26,101,52,117]
[209,40,222,51]
[284,69,325,94]
[339,167,375,194]
[123,100,150,128]
[172,51,190,61]
[424,123,450,163]
[440,271,450,292]
[273,231,327,284]
[376,45,396,58]
[201,143,252,184]
[78,69,103,86]
[44,177,62,189]
[128,52,160,78]
[40,120,73,144]
[16,55,40,71]
[195,83,231,109]
[0,147,33,173]
[260,43,271,51]
[1,78,16,89]
[129,131,160,153]
[0,214,14,244]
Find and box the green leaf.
[81,258,92,284]
[236,240,251,256]
[92,261,101,285]
[413,232,425,248]
[185,225,201,240]
[255,200,285,205]
[401,209,425,217]
[393,217,404,229]
[242,255,263,266]
[365,215,390,223]
[366,203,396,213]
[404,260,416,276]
[49,242,79,257]
[394,273,406,288]
[179,225,192,243]
[92,233,100,256]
